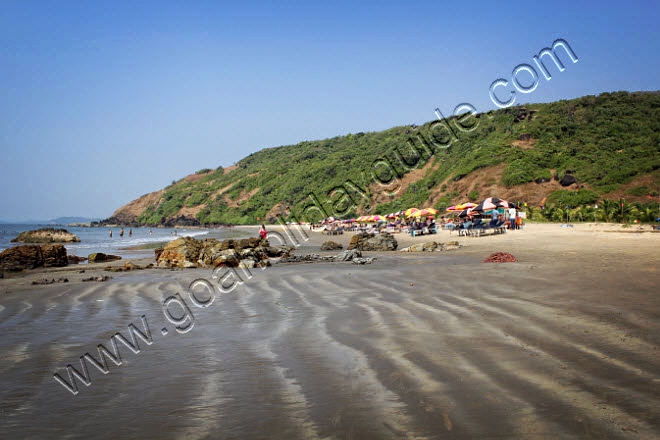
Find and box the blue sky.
[1,0,658,221]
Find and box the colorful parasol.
[404,208,421,218]
[471,198,518,212]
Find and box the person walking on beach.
[129,229,132,237]
[109,229,113,238]
[259,224,268,240]
[149,228,152,236]
[508,206,517,230]
[119,228,124,237]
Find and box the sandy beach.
[1,223,659,439]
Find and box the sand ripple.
[0,256,659,439]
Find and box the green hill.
[104,91,660,226]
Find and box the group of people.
[507,207,524,230]
[404,217,436,234]
[436,207,524,232]
[108,228,155,238]
[108,228,133,238]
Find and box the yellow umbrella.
[419,208,438,216]
[404,208,421,217]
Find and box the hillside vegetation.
[103,91,660,226]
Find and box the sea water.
[0,224,231,260]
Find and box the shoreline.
[3,221,659,290]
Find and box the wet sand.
[1,223,659,439]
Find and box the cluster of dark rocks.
[82,275,112,282]
[280,249,376,265]
[399,241,463,252]
[31,277,69,285]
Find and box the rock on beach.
[88,253,122,263]
[11,228,80,243]
[156,236,292,268]
[0,244,68,271]
[399,241,462,252]
[347,232,397,251]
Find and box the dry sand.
[1,223,659,439]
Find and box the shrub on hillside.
[546,189,600,207]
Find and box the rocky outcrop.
[399,241,462,252]
[88,253,122,263]
[320,240,343,251]
[11,228,80,243]
[67,255,88,264]
[42,244,69,267]
[0,244,68,271]
[279,249,376,265]
[156,236,292,268]
[105,261,150,272]
[347,232,397,251]
[157,237,203,268]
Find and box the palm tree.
[598,199,617,222]
[551,206,566,223]
[570,207,584,222]
[582,205,595,222]
[638,206,656,223]
[615,198,636,223]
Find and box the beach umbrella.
[447,203,475,212]
[419,208,438,216]
[457,208,475,218]
[371,215,386,222]
[386,212,397,219]
[472,198,516,212]
[404,208,421,217]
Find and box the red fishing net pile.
[483,252,518,263]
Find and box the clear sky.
[1,0,658,221]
